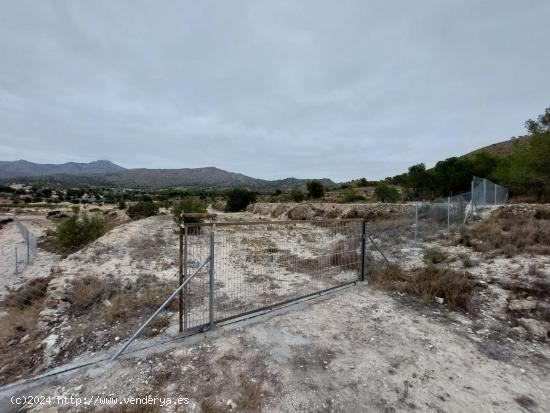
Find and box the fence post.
[447,196,451,234]
[414,203,418,242]
[360,220,366,282]
[209,230,215,330]
[178,221,184,333]
[471,179,475,208]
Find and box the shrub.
[423,247,448,264]
[127,201,159,220]
[375,183,400,202]
[225,189,257,212]
[118,201,126,210]
[69,276,107,316]
[458,252,476,268]
[460,216,550,256]
[2,277,51,310]
[289,189,305,202]
[534,207,550,220]
[340,188,365,203]
[172,196,207,225]
[371,264,477,312]
[54,214,106,252]
[306,180,324,199]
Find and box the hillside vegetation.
[387,108,550,201]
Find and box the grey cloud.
[0,0,549,181]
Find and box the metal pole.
[178,222,184,333]
[110,256,210,361]
[447,196,451,234]
[471,179,475,208]
[414,203,418,242]
[209,231,215,330]
[483,178,486,206]
[183,224,188,330]
[360,220,366,282]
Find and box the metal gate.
[179,219,365,333]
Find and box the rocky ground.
[0,202,549,412]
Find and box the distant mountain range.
[0,160,335,190]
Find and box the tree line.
[386,108,550,201]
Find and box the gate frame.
[179,218,367,333]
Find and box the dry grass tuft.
[69,276,107,315]
[0,278,52,385]
[371,264,478,312]
[3,277,51,310]
[460,216,550,256]
[142,313,170,337]
[423,248,448,264]
[236,374,268,412]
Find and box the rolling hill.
[463,135,531,157]
[0,160,334,190]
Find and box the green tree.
[225,189,257,212]
[497,108,550,199]
[289,189,305,202]
[126,201,159,220]
[375,183,401,202]
[306,180,324,199]
[340,188,365,203]
[55,214,106,252]
[172,196,207,225]
[407,163,430,199]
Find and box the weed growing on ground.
[459,216,550,256]
[371,264,478,312]
[423,248,448,264]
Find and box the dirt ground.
[1,283,549,412]
[0,203,549,412]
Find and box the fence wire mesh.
[183,220,363,331]
[0,176,509,386]
[0,214,38,275]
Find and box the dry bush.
[69,276,107,315]
[460,216,550,256]
[3,277,51,309]
[458,252,476,268]
[0,278,52,385]
[423,248,448,264]
[534,207,550,220]
[0,302,47,385]
[142,313,170,337]
[370,264,478,312]
[236,374,267,412]
[102,283,178,329]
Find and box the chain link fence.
[0,214,38,275]
[0,177,508,386]
[181,220,363,332]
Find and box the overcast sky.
[0,1,549,181]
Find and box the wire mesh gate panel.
[181,219,364,331]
